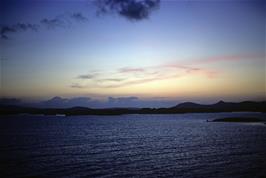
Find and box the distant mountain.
[172,101,266,112]
[1,101,265,116]
[173,102,208,109]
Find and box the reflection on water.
[0,113,266,178]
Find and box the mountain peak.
[51,96,63,100]
[216,100,225,104]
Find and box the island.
[212,117,265,123]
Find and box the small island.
[212,117,265,123]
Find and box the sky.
[0,0,265,108]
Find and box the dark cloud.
[39,96,103,108]
[41,96,92,108]
[40,17,67,29]
[77,74,95,79]
[0,26,14,39]
[15,23,39,31]
[70,13,88,22]
[40,13,89,30]
[41,96,138,108]
[0,23,39,39]
[70,83,85,88]
[1,96,178,108]
[108,96,138,103]
[119,67,145,73]
[95,0,160,20]
[1,0,160,40]
[1,12,89,39]
[105,96,177,108]
[99,78,125,82]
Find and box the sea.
[0,112,266,178]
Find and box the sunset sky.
[0,0,265,107]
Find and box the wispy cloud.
[72,53,261,89]
[0,23,39,39]
[40,12,89,29]
[108,96,138,103]
[119,67,145,73]
[161,64,200,71]
[1,12,88,40]
[70,13,88,22]
[194,54,264,64]
[77,74,96,79]
[70,83,86,89]
[160,64,218,78]
[40,17,66,29]
[1,0,159,40]
[99,78,125,82]
[103,74,181,88]
[73,63,214,89]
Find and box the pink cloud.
[104,74,181,88]
[73,53,262,89]
[161,64,201,71]
[195,54,264,64]
[160,63,218,78]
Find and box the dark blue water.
[0,113,266,178]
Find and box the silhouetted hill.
[0,101,265,116]
[173,102,209,109]
[173,100,266,112]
